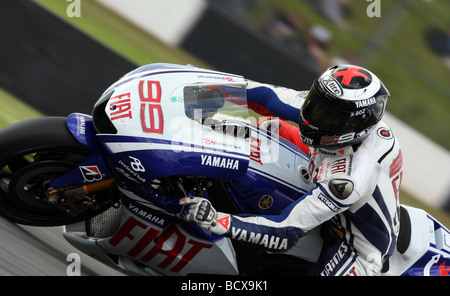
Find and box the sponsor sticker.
[80,165,102,181]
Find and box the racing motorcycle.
[0,63,448,276]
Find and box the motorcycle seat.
[397,205,412,254]
[381,206,411,273]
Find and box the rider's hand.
[179,197,231,235]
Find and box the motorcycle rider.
[180,65,402,276]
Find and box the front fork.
[46,178,116,216]
[45,113,116,216]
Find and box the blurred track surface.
[0,216,124,276]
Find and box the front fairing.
[93,64,314,210]
[98,69,252,180]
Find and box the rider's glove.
[179,197,231,235]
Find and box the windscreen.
[183,83,249,125]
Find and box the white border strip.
[96,0,207,46]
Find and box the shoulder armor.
[328,179,354,200]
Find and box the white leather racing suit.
[222,80,403,276]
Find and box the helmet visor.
[301,86,359,134]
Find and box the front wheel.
[0,117,113,226]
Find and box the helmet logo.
[377,127,393,140]
[321,75,343,96]
[332,67,370,87]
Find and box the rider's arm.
[180,174,359,252]
[223,178,359,252]
[246,80,307,123]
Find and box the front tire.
[0,117,112,226]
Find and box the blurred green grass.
[0,0,447,227]
[0,88,43,126]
